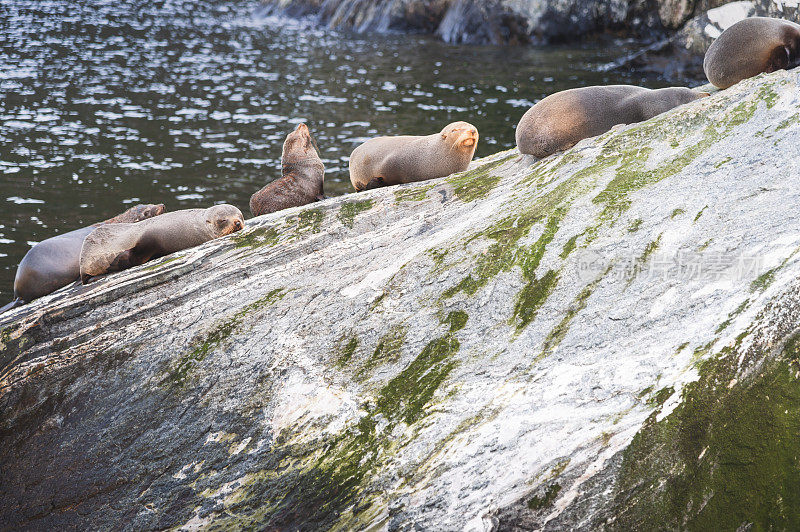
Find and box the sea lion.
[349,121,479,191]
[9,204,166,305]
[79,204,244,282]
[515,85,708,158]
[704,17,800,89]
[250,123,325,217]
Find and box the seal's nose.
[459,128,478,148]
[296,123,309,133]
[234,219,243,230]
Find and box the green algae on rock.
[337,199,374,229]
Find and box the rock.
[627,1,800,82]
[261,0,799,45]
[261,0,666,44]
[2,70,800,529]
[673,0,757,56]
[435,0,530,45]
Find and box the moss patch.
[142,255,182,271]
[751,266,778,292]
[629,234,663,281]
[357,325,407,377]
[447,153,515,203]
[528,483,562,511]
[336,336,359,367]
[294,208,325,235]
[693,206,708,223]
[628,219,643,233]
[233,226,280,249]
[539,266,610,359]
[394,184,433,203]
[560,234,579,259]
[163,288,287,387]
[776,115,799,131]
[605,332,800,530]
[512,269,559,333]
[714,156,732,168]
[338,199,374,229]
[442,310,469,333]
[0,324,30,367]
[213,334,460,528]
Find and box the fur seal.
[704,17,800,89]
[250,123,325,217]
[79,204,244,282]
[515,85,708,158]
[9,204,165,305]
[349,121,479,191]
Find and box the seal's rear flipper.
[768,46,791,72]
[80,223,146,283]
[0,298,24,314]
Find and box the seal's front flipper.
[0,298,25,314]
[316,194,327,201]
[767,45,791,72]
[80,223,145,283]
[361,177,386,191]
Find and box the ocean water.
[0,0,677,302]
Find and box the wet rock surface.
[2,70,800,529]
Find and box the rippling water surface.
[0,0,676,302]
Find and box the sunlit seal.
[515,85,708,158]
[348,121,479,191]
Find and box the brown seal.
[10,204,165,304]
[515,85,708,158]
[349,121,479,191]
[79,204,244,282]
[704,17,800,89]
[250,123,325,217]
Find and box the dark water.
[0,0,678,302]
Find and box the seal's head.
[282,123,319,163]
[206,204,245,237]
[109,203,167,224]
[139,203,167,218]
[441,121,479,153]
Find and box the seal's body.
[80,205,244,282]
[11,204,165,303]
[515,85,708,158]
[704,17,800,89]
[349,121,479,191]
[250,124,325,217]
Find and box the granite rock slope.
[1,70,800,529]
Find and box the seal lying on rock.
[515,85,708,158]
[6,204,166,307]
[349,121,479,191]
[79,205,244,283]
[250,123,325,217]
[704,17,800,89]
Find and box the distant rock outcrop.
[261,0,800,75]
[612,1,800,81]
[2,70,800,529]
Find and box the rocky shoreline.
[261,0,800,80]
